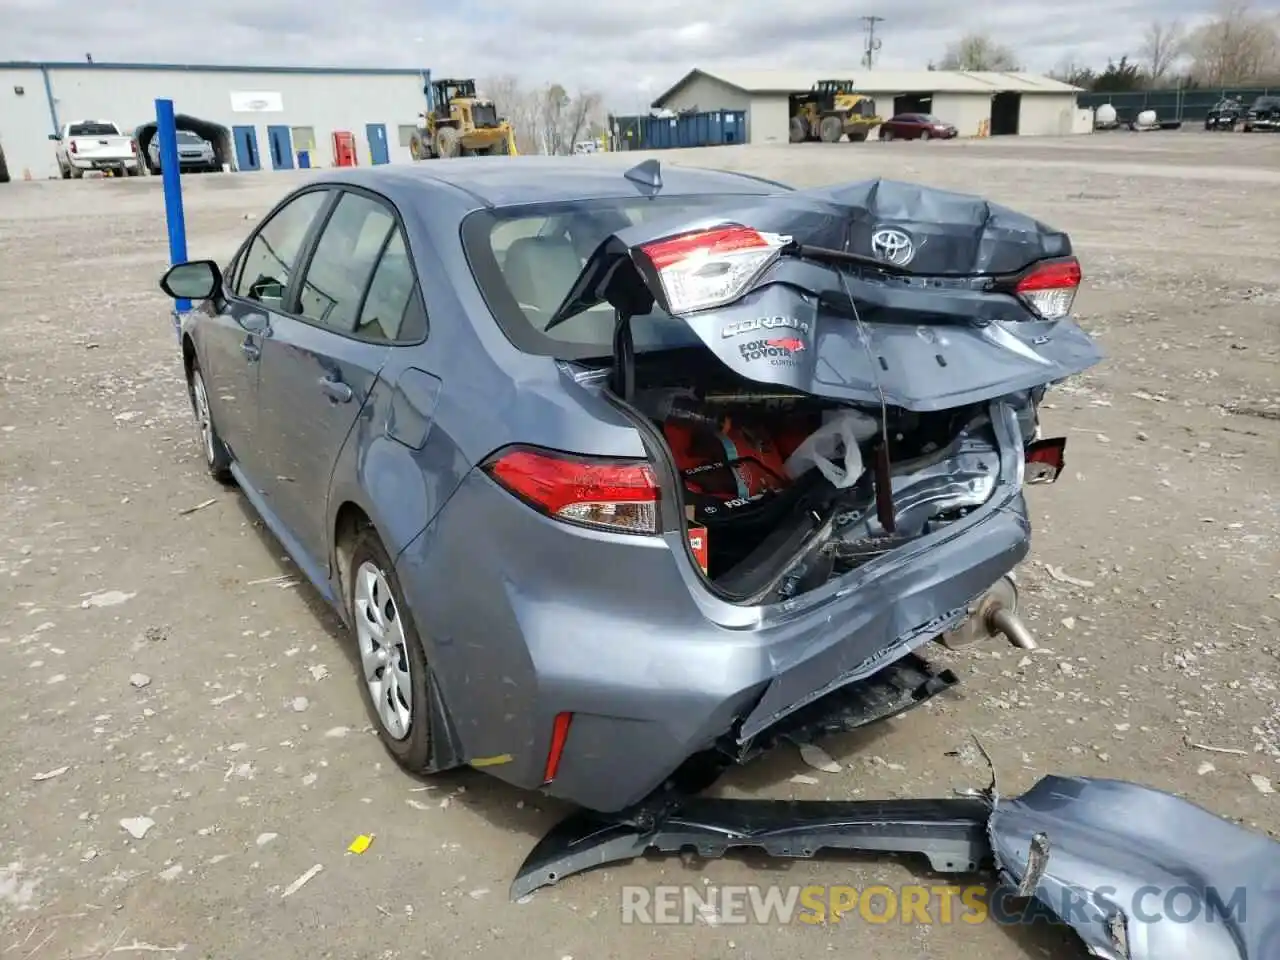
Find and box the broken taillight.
[1014,257,1081,321]
[636,225,790,315]
[1025,437,1067,484]
[482,446,659,535]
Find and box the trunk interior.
[612,348,1004,605]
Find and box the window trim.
[276,185,429,347]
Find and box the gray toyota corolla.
[160,157,1100,813]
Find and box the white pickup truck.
[51,120,141,178]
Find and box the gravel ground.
[1,131,1277,960]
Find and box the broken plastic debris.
[1250,774,1275,795]
[798,743,841,773]
[120,816,155,839]
[308,664,330,681]
[281,863,323,897]
[347,834,374,854]
[31,765,70,781]
[129,673,152,689]
[1043,565,1095,588]
[82,590,137,608]
[291,696,309,712]
[324,726,349,738]
[789,774,821,785]
[256,832,278,847]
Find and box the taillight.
[1015,257,1081,321]
[636,224,790,315]
[1024,437,1067,484]
[69,141,77,154]
[130,140,138,154]
[482,446,659,534]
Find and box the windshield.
[920,115,942,124]
[460,194,773,359]
[69,122,119,137]
[177,131,204,144]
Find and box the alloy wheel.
[191,371,216,466]
[354,561,413,739]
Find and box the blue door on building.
[366,124,389,165]
[232,126,260,171]
[266,126,294,170]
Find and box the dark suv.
[1244,96,1280,131]
[1204,97,1244,130]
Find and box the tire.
[920,130,931,141]
[789,116,808,143]
[70,165,84,179]
[188,361,233,483]
[59,160,70,180]
[881,128,894,141]
[819,115,844,143]
[347,526,433,772]
[434,126,460,158]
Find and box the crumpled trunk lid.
[551,178,1103,413]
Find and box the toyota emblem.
[871,227,915,266]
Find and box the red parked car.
[879,113,958,141]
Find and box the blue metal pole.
[155,98,190,325]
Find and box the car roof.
[309,156,792,208]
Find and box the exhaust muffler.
[939,574,1037,650]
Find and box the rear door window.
[296,192,397,334]
[234,189,330,310]
[355,230,427,343]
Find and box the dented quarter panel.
[989,775,1280,960]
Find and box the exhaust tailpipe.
[939,575,1037,650]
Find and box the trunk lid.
[548,178,1103,413]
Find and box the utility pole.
[860,16,884,69]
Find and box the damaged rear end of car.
[459,172,1102,811]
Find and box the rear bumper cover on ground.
[397,400,1031,813]
[512,772,1280,960]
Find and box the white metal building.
[0,60,432,181]
[651,68,1088,145]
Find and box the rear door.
[253,187,414,569]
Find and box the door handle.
[320,378,353,403]
[241,339,260,361]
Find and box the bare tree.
[937,33,1022,71]
[479,76,606,155]
[1140,20,1186,82]
[1184,0,1280,85]
[479,74,539,155]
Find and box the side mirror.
[48,133,60,141]
[160,260,222,302]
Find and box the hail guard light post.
[155,98,190,340]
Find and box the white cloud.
[2,0,1218,105]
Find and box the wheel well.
[333,502,373,609]
[181,334,196,381]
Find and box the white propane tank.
[1137,109,1157,127]
[1095,104,1117,126]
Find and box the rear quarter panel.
[324,181,649,572]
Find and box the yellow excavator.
[789,80,882,143]
[409,75,518,159]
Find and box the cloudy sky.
[2,0,1229,107]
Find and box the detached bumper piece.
[511,795,991,901]
[513,773,1280,960]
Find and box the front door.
[366,124,390,164]
[209,187,332,482]
[232,125,260,171]
[254,189,404,569]
[267,125,294,169]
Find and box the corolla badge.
[871,227,915,267]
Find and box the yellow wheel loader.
[788,80,882,143]
[409,76,517,160]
